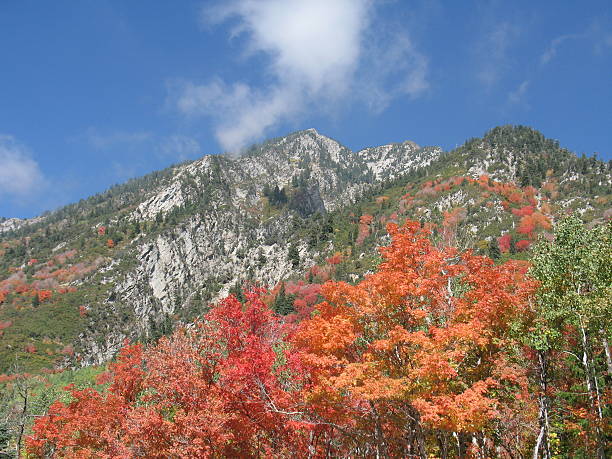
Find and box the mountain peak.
[0,125,609,377]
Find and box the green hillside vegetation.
[0,126,610,376]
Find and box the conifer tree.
[488,237,501,260]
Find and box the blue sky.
[1,0,611,218]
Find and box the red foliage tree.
[518,212,551,236]
[499,234,512,253]
[515,240,532,251]
[308,265,329,282]
[452,176,465,186]
[512,205,535,217]
[359,214,373,225]
[27,292,310,458]
[326,253,343,265]
[61,345,75,356]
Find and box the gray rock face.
[0,216,45,234]
[78,129,441,365]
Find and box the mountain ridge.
[0,128,427,229]
[0,125,609,372]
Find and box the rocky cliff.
[0,126,609,372]
[77,129,442,364]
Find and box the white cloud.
[174,0,429,153]
[0,135,45,197]
[207,0,366,94]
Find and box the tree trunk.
[15,387,28,459]
[533,424,547,459]
[602,335,612,379]
[579,323,605,459]
[370,402,388,459]
[533,350,551,459]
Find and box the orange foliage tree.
[292,221,538,457]
[36,290,52,302]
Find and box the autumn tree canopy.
[25,219,610,458]
[292,221,538,457]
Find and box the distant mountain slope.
[0,129,440,370]
[0,125,609,373]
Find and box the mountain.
[0,125,610,373]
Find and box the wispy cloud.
[0,135,46,198]
[541,19,612,64]
[587,19,612,54]
[476,21,521,88]
[157,135,201,160]
[80,127,152,150]
[520,20,612,109]
[507,80,529,107]
[74,128,201,162]
[172,0,429,153]
[540,33,581,65]
[360,34,429,113]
